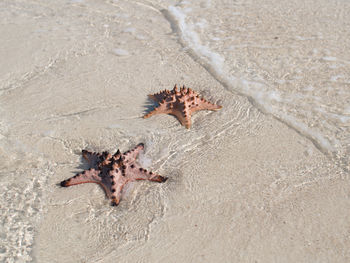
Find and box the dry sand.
[0,0,349,262]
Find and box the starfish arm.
[170,104,192,128]
[182,106,192,128]
[128,164,167,182]
[108,169,126,206]
[82,150,101,169]
[60,169,101,187]
[195,98,222,111]
[122,143,145,163]
[110,184,124,206]
[143,101,171,119]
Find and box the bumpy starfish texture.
[60,143,167,206]
[144,84,222,128]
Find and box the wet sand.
[0,0,349,262]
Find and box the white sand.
[0,0,349,262]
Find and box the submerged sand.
[0,0,349,262]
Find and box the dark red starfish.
[60,143,167,206]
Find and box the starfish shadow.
[143,97,159,115]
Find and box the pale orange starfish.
[60,143,167,206]
[144,85,222,128]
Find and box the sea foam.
[167,5,335,154]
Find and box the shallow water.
[0,0,349,262]
[165,0,350,167]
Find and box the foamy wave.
[168,6,225,73]
[167,5,335,153]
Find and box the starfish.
[144,84,222,128]
[60,143,167,206]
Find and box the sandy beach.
[1,0,349,262]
